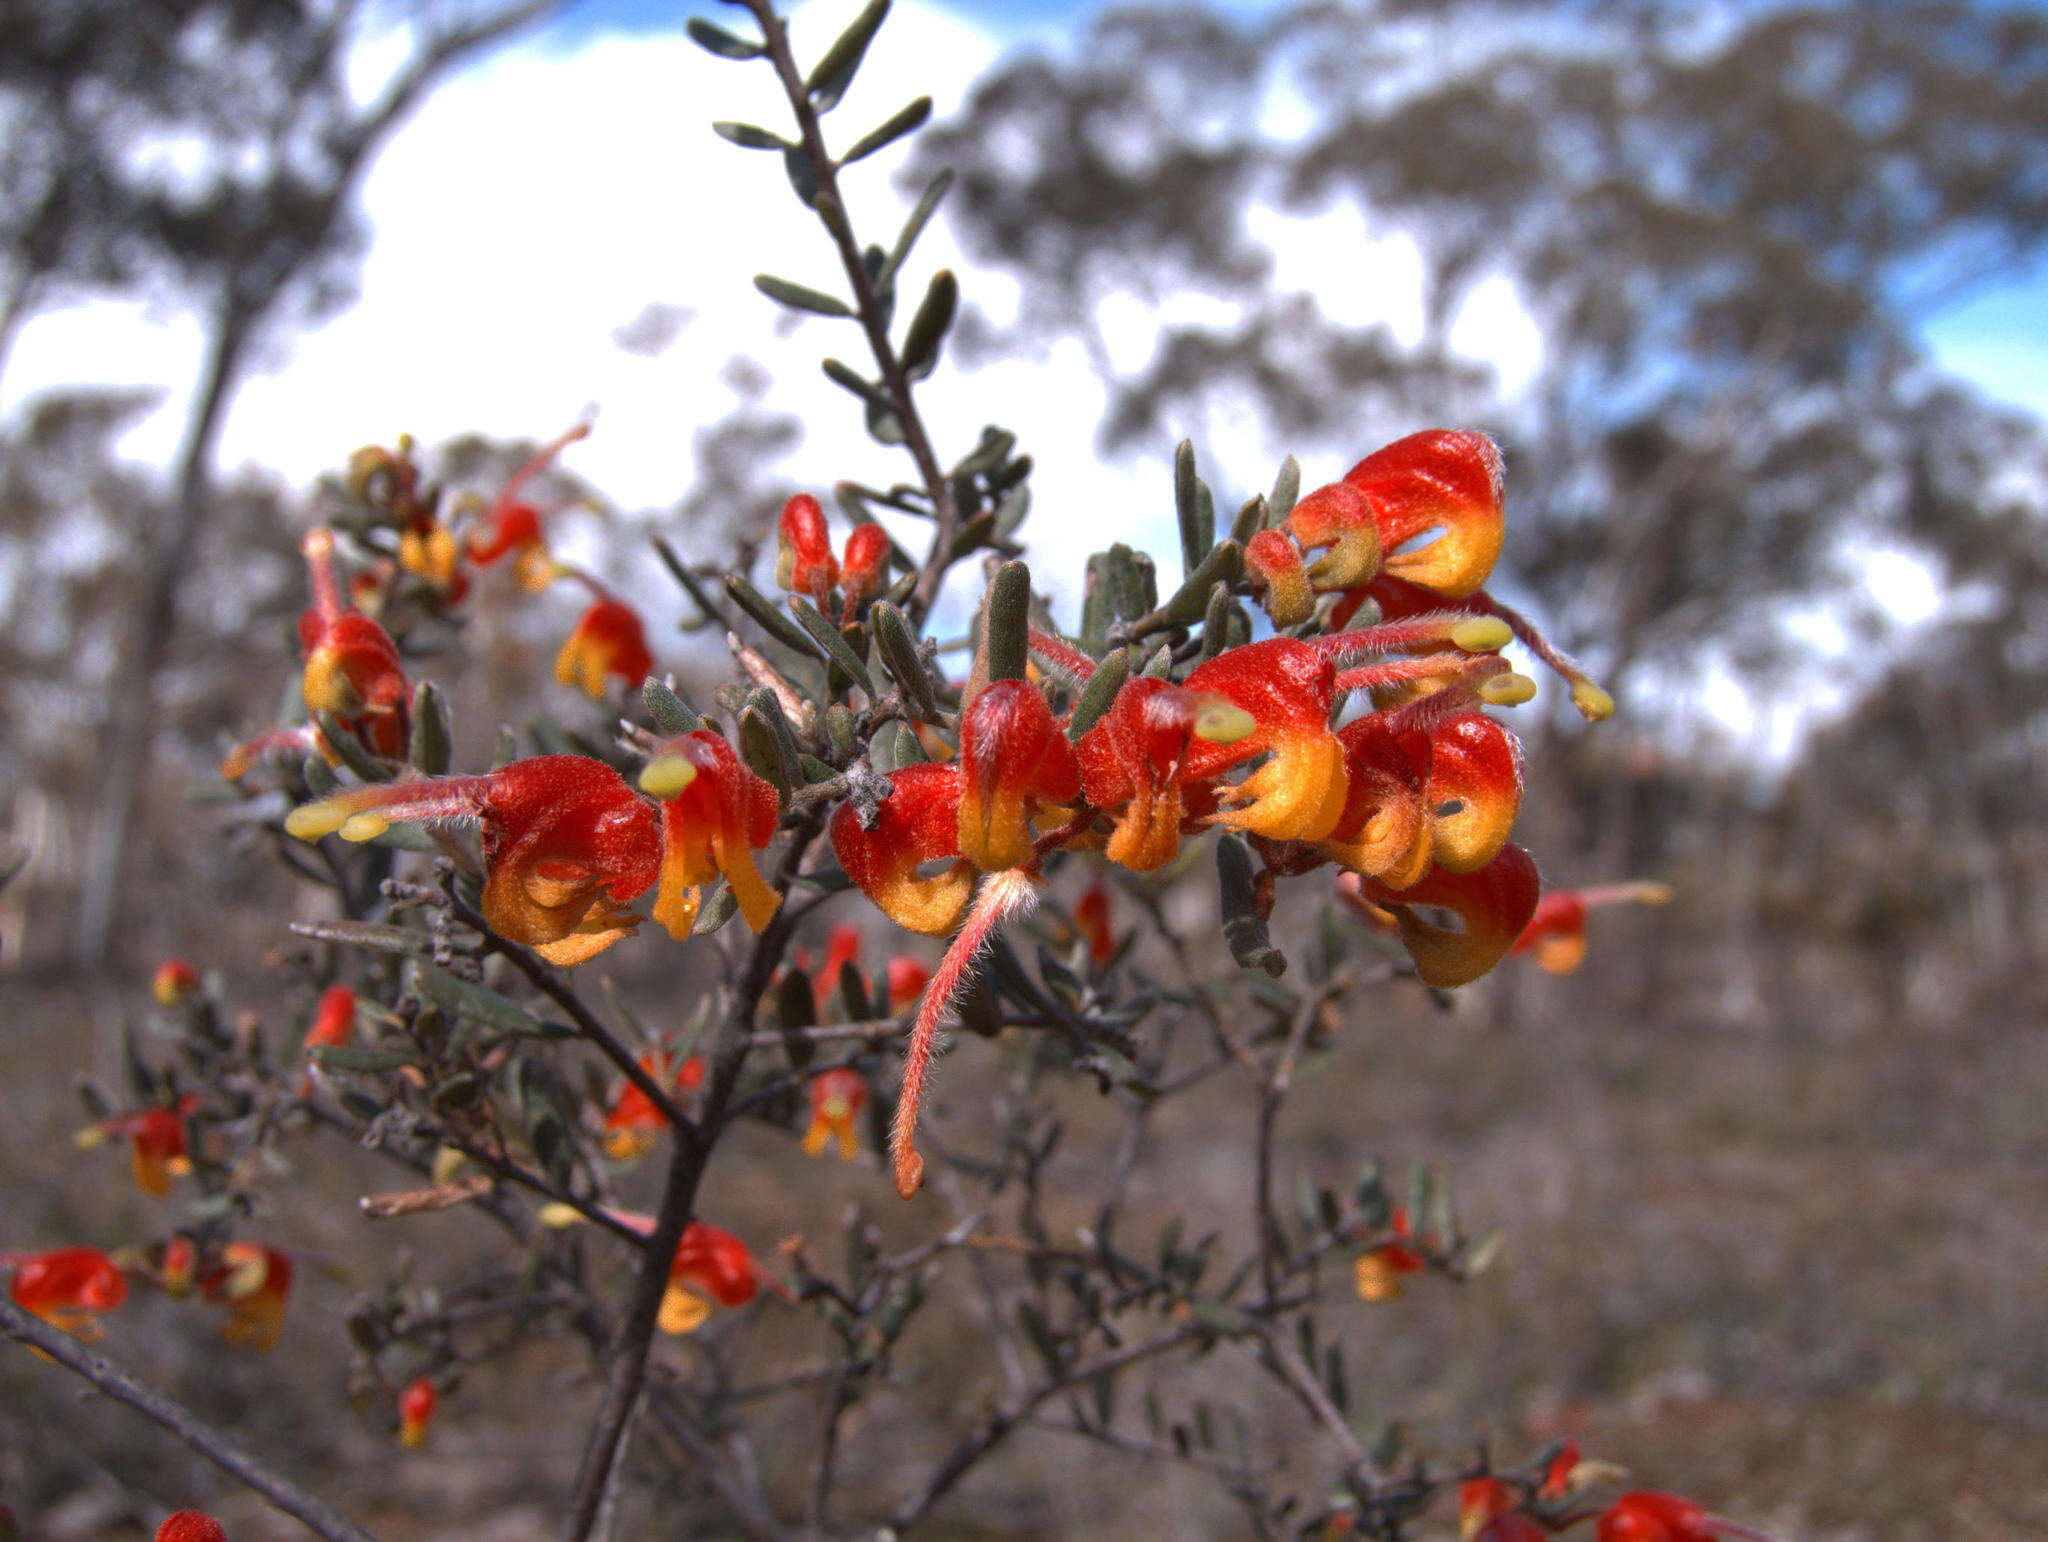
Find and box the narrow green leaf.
[821,357,893,410]
[409,962,545,1038]
[1080,552,1114,654]
[410,681,452,775]
[1152,539,1243,628]
[1230,492,1267,547]
[1216,834,1287,978]
[871,601,944,720]
[726,572,826,657]
[288,919,433,958]
[899,268,957,380]
[1268,455,1301,525]
[713,120,793,151]
[313,711,393,783]
[882,168,951,286]
[1065,648,1128,740]
[686,17,765,58]
[789,595,876,696]
[783,145,820,208]
[1174,439,1211,575]
[643,677,698,735]
[313,1044,415,1074]
[983,560,1031,684]
[841,94,932,164]
[805,0,890,113]
[753,273,854,318]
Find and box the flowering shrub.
[0,3,1753,1538]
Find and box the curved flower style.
[398,1377,439,1450]
[5,1246,128,1340]
[287,756,661,966]
[466,422,590,591]
[556,593,653,698]
[956,679,1079,872]
[200,1241,292,1351]
[660,1221,758,1335]
[830,763,973,936]
[299,529,410,762]
[77,1095,198,1197]
[155,1513,228,1542]
[802,1067,868,1161]
[1513,881,1674,975]
[639,730,782,938]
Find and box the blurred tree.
[1,0,570,963]
[914,0,2048,712]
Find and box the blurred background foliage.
[3,1,2047,1537]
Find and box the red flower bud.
[152,958,199,1007]
[79,1095,199,1197]
[398,1376,438,1450]
[660,1221,757,1334]
[1244,527,1314,628]
[1595,1493,1718,1542]
[1284,479,1381,589]
[886,956,931,1012]
[1183,639,1347,844]
[155,1513,228,1542]
[1073,881,1116,966]
[1512,882,1671,976]
[1075,678,1234,871]
[813,923,864,1012]
[556,595,653,697]
[303,985,356,1054]
[839,521,891,623]
[1425,711,1523,874]
[775,493,838,604]
[299,529,410,761]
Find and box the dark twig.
[1,1297,379,1542]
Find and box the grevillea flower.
[956,679,1079,872]
[303,984,356,1055]
[1073,881,1116,966]
[149,1235,198,1298]
[1180,638,1348,845]
[299,529,411,762]
[660,1221,758,1334]
[775,493,838,605]
[1354,844,1542,989]
[466,423,590,591]
[838,521,892,624]
[288,756,659,966]
[220,723,322,783]
[348,439,466,603]
[398,1376,438,1450]
[77,1095,198,1197]
[886,956,930,1012]
[1352,1206,1426,1303]
[555,593,653,698]
[1244,526,1314,628]
[155,1513,228,1542]
[1342,430,1505,599]
[802,1067,867,1161]
[1596,1492,1772,1542]
[638,730,782,938]
[1074,676,1246,871]
[809,923,864,1012]
[152,959,199,1007]
[200,1241,292,1351]
[830,763,973,936]
[5,1246,128,1340]
[601,1051,702,1162]
[1513,882,1673,975]
[1459,1479,1546,1542]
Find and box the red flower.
[830,762,973,936]
[1354,844,1543,989]
[1513,882,1673,976]
[151,958,199,1007]
[289,756,660,966]
[660,1221,758,1335]
[885,956,930,1012]
[155,1513,228,1542]
[398,1376,439,1450]
[1073,881,1116,966]
[303,985,356,1054]
[1595,1493,1717,1542]
[78,1094,199,1198]
[5,1246,128,1340]
[1074,676,1247,871]
[556,595,653,698]
[838,521,892,623]
[1244,526,1314,628]
[601,1051,699,1162]
[1352,1206,1427,1303]
[200,1242,292,1351]
[956,679,1079,872]
[639,730,783,938]
[466,422,590,591]
[298,528,410,762]
[812,923,864,1013]
[802,1067,868,1161]
[775,493,839,604]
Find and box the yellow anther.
[285,801,352,841]
[1569,679,1615,722]
[1479,672,1537,706]
[74,1126,107,1150]
[638,754,699,799]
[339,812,390,843]
[537,1202,586,1229]
[1450,616,1512,653]
[1192,700,1258,745]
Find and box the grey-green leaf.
[753,273,854,318]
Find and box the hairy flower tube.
[466,422,590,591]
[1181,638,1348,845]
[299,528,410,761]
[200,1241,292,1351]
[838,521,892,623]
[152,958,199,1007]
[639,730,782,938]
[1244,526,1314,628]
[1354,844,1543,989]
[775,492,839,605]
[288,756,660,966]
[661,1221,759,1335]
[555,592,654,698]
[1075,677,1246,871]
[77,1095,198,1197]
[802,1067,868,1161]
[601,1051,702,1162]
[1513,882,1673,975]
[830,763,974,935]
[155,1513,228,1542]
[398,1376,439,1450]
[956,679,1080,872]
[5,1246,128,1340]
[1341,429,1505,599]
